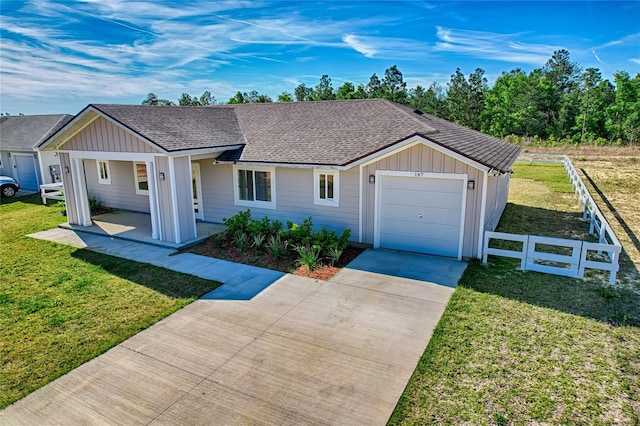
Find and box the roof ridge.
[35,114,72,146]
[381,99,438,134]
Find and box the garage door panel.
[380,206,461,226]
[381,190,462,209]
[378,175,464,258]
[14,154,39,190]
[379,233,460,257]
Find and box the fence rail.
[484,154,622,284]
[40,182,64,205]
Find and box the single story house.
[0,114,73,191]
[39,99,520,259]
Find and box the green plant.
[252,233,266,250]
[266,234,288,259]
[211,231,226,249]
[223,209,252,236]
[282,217,313,246]
[233,231,250,252]
[326,245,344,266]
[88,196,102,212]
[295,244,321,272]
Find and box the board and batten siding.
[172,156,197,242]
[59,153,79,224]
[39,151,61,184]
[362,143,484,258]
[154,156,175,243]
[63,117,160,153]
[197,161,360,240]
[83,159,150,213]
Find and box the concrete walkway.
[2,229,465,425]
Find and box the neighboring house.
[0,114,73,190]
[39,99,520,259]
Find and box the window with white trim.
[97,160,111,185]
[133,162,149,195]
[233,166,275,209]
[314,169,339,207]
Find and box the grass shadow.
[476,202,639,327]
[71,249,221,299]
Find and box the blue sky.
[1,1,639,115]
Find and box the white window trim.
[133,162,149,195]
[313,169,339,207]
[96,160,111,185]
[232,165,276,210]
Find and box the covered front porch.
[60,210,226,249]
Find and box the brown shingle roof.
[60,99,520,173]
[90,104,245,151]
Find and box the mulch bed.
[184,238,364,280]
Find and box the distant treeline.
[142,50,640,145]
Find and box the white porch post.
[146,160,160,240]
[71,157,92,226]
[168,157,182,244]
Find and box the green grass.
[0,195,220,408]
[389,163,640,425]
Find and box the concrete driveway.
[1,250,465,425]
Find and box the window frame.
[313,169,339,207]
[133,162,149,195]
[96,160,111,185]
[232,165,276,209]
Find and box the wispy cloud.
[592,50,603,63]
[343,34,377,58]
[434,26,560,65]
[630,58,640,65]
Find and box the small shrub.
[212,231,226,248]
[295,244,321,272]
[223,209,252,236]
[233,231,250,252]
[282,217,313,246]
[266,234,288,259]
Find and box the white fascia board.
[219,161,348,170]
[64,151,157,162]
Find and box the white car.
[0,176,20,198]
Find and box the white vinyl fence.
[483,154,622,285]
[40,182,64,204]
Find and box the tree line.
[142,50,640,145]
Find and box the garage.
[12,153,40,191]
[375,172,467,259]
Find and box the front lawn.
[0,195,220,408]
[389,157,640,424]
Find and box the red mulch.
[183,239,364,281]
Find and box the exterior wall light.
[369,175,375,184]
[467,180,475,190]
[159,172,165,181]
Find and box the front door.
[192,163,204,220]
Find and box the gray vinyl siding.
[0,151,15,179]
[59,153,78,224]
[361,143,484,258]
[84,159,150,213]
[154,156,175,243]
[484,173,510,232]
[173,156,196,242]
[39,151,62,184]
[63,117,159,153]
[198,161,359,239]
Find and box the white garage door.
[13,153,39,191]
[377,174,465,258]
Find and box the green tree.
[314,74,335,100]
[606,71,640,144]
[141,93,175,106]
[294,83,313,101]
[409,83,445,116]
[199,91,215,106]
[277,92,294,102]
[382,65,408,104]
[336,82,357,100]
[227,91,247,104]
[366,73,383,98]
